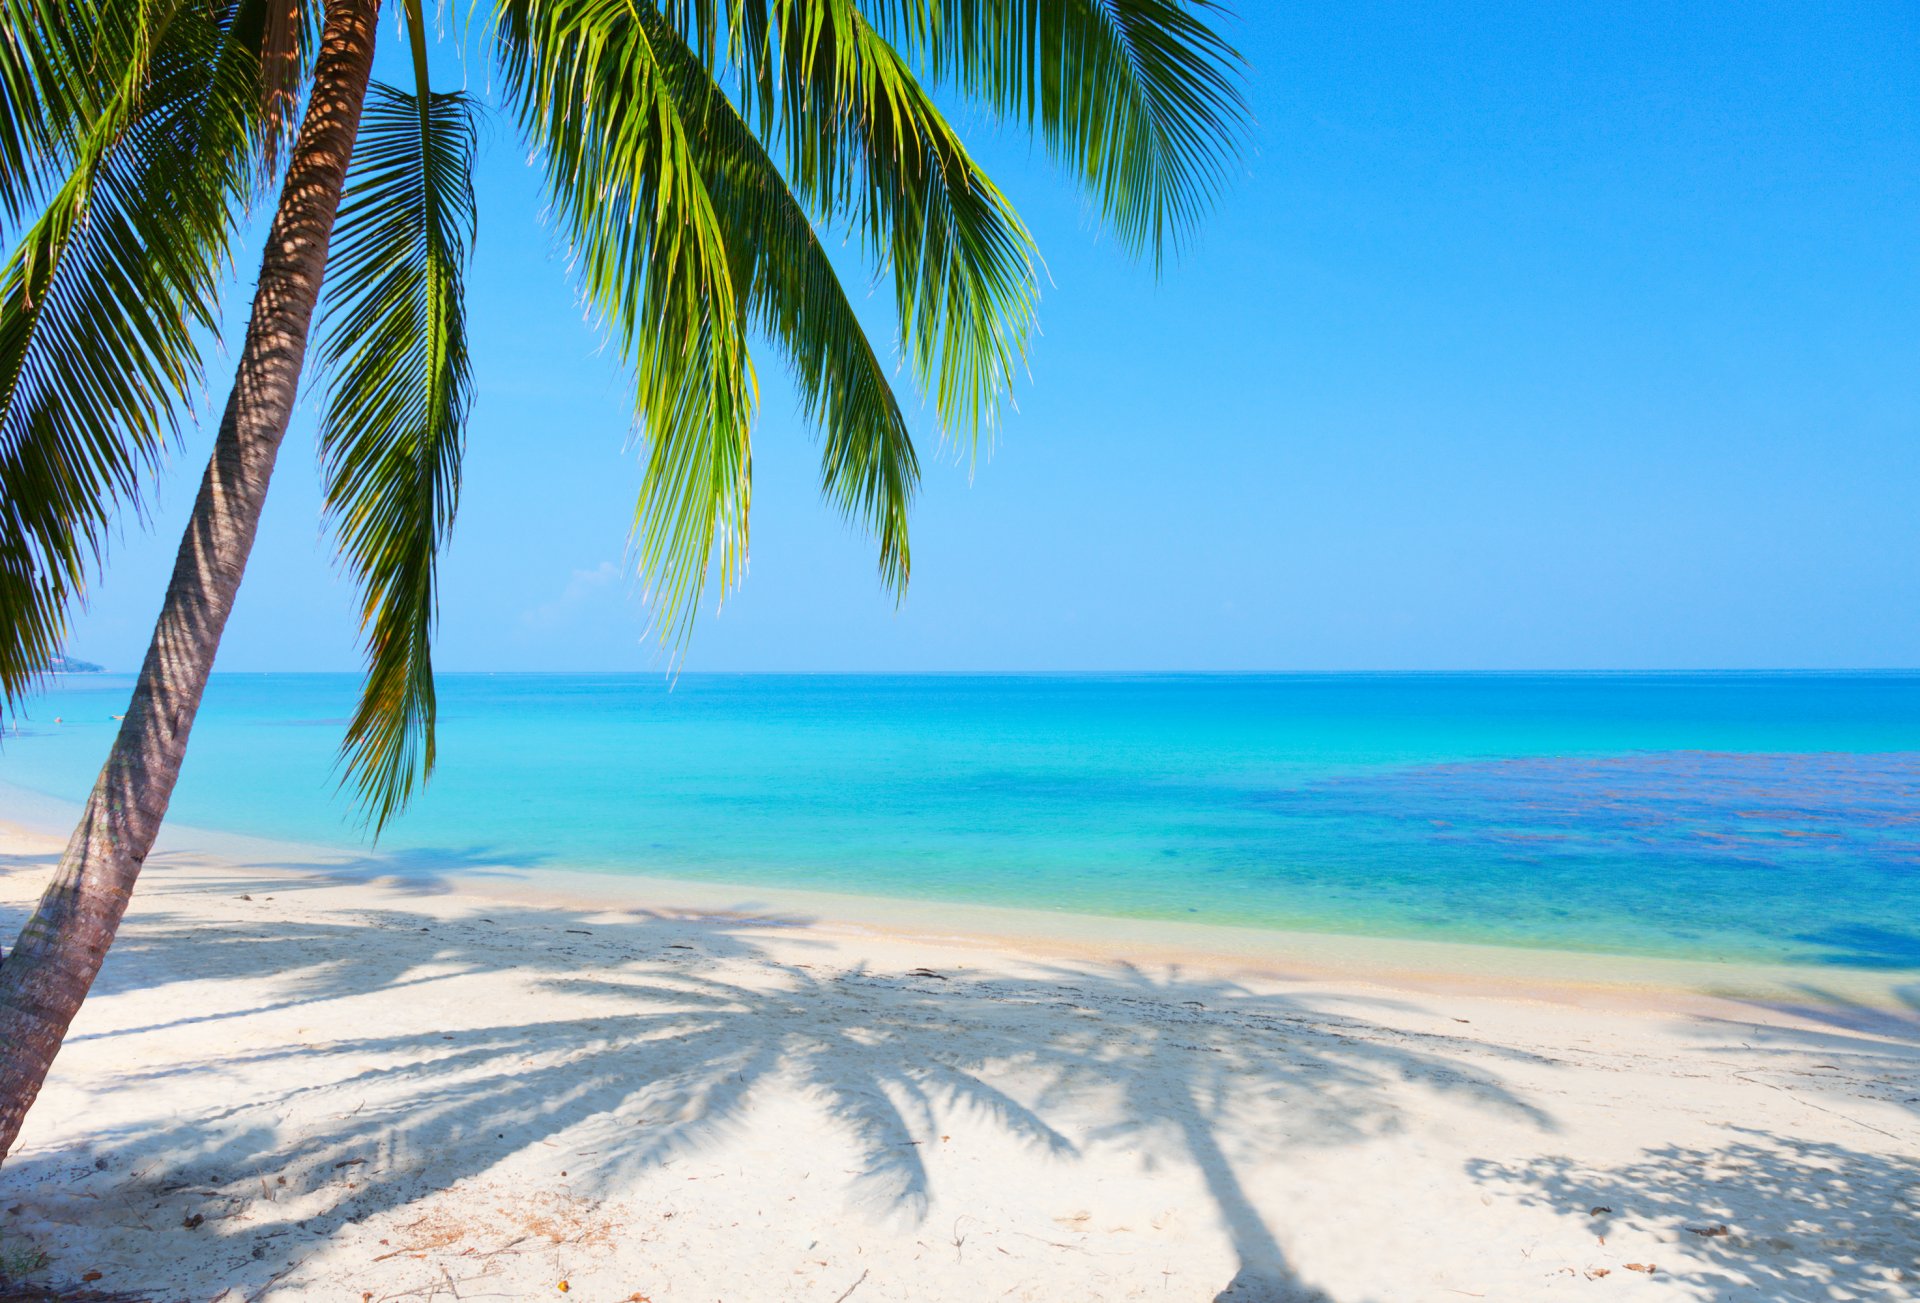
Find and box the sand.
[0,820,1916,1302]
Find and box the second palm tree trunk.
[0,0,382,1165]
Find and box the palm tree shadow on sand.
[1012,962,1554,1301]
[1469,1130,1920,1301]
[0,898,1556,1302]
[0,849,58,884]
[168,839,561,897]
[1689,976,1920,1125]
[1480,951,1920,1303]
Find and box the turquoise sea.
[2,672,1917,970]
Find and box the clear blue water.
[3,672,1918,970]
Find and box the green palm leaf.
[496,0,756,641]
[770,0,1040,445]
[881,0,1248,264]
[659,1,1245,263]
[699,0,1040,444]
[0,1,314,235]
[498,0,1041,637]
[647,8,918,594]
[317,80,478,830]
[0,1,139,226]
[0,0,268,706]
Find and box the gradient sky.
[59,2,1920,673]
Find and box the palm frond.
[880,0,1248,265]
[492,0,1238,639]
[0,1,135,227]
[758,0,1040,446]
[496,0,1038,634]
[317,81,478,830]
[496,0,755,642]
[0,0,267,708]
[0,1,321,229]
[646,9,918,595]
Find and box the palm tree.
[0,0,1244,1163]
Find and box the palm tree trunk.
[0,0,381,1165]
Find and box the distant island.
[50,654,103,673]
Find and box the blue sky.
[63,2,1920,672]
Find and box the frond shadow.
[0,850,58,881]
[1,905,1556,1302]
[1019,962,1553,1301]
[1469,1130,1920,1301]
[1690,982,1920,1121]
[153,840,560,898]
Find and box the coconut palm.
[0,0,1244,1161]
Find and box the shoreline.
[1,794,1912,1020]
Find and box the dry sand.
[0,820,1916,1302]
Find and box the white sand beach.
[1,819,1916,1302]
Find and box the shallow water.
[5,672,1917,970]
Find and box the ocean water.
[3,672,1917,970]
